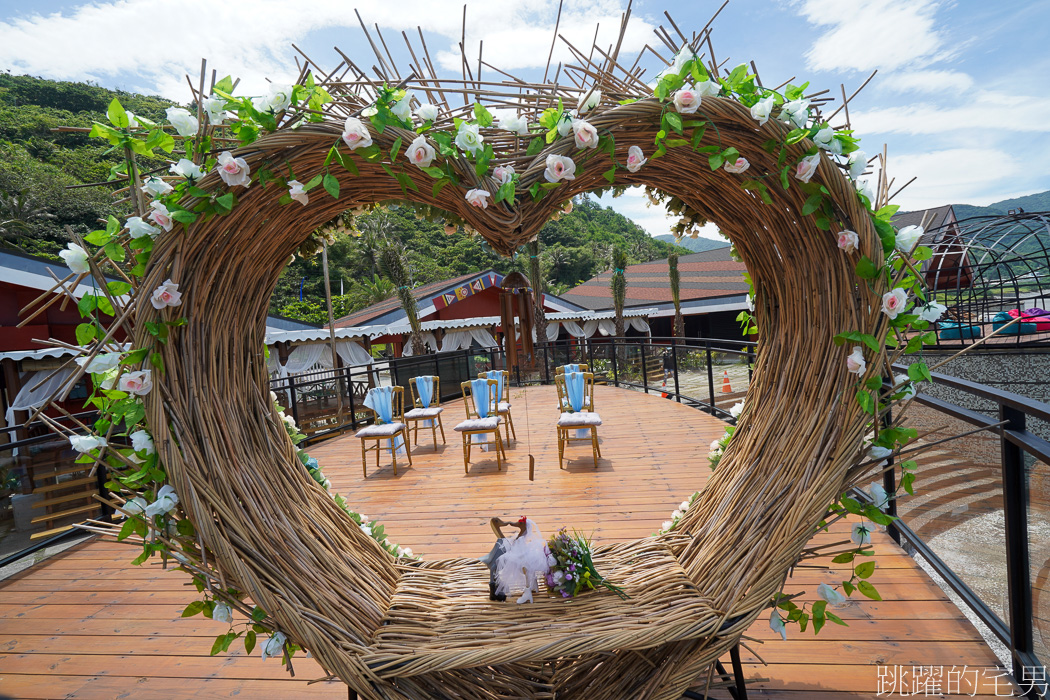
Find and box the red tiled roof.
[561,247,748,310]
[332,271,485,328]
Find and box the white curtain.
[629,318,651,333]
[562,320,588,338]
[5,368,75,427]
[439,330,471,352]
[402,332,438,356]
[469,328,497,349]
[336,340,373,366]
[266,349,283,377]
[597,319,617,336]
[546,322,561,341]
[282,343,328,376]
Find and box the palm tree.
[527,240,548,347]
[356,211,391,277]
[610,248,628,367]
[0,190,55,250]
[544,247,569,282]
[668,251,685,337]
[361,274,396,305]
[380,242,425,356]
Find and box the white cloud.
[798,0,949,73]
[888,148,1025,209]
[0,0,655,100]
[851,91,1050,135]
[884,69,973,94]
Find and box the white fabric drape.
[546,322,560,341]
[282,343,327,376]
[402,332,438,356]
[266,350,283,377]
[581,320,599,337]
[439,330,471,352]
[470,328,497,349]
[5,368,75,427]
[597,319,617,336]
[562,320,588,338]
[629,318,651,333]
[336,340,373,366]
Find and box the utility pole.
[322,241,344,423]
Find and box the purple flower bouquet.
[544,528,628,600]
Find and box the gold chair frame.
[554,372,602,468]
[358,386,413,477]
[456,379,507,474]
[554,362,589,374]
[406,375,446,449]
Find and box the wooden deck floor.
[0,385,1014,698]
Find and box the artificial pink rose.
[794,154,820,183]
[119,370,153,396]
[216,151,250,187]
[493,165,515,185]
[544,154,576,182]
[625,145,647,173]
[342,117,373,150]
[881,288,910,320]
[148,202,173,232]
[673,88,700,114]
[405,135,436,168]
[837,229,859,254]
[150,279,183,309]
[572,120,599,149]
[723,157,750,174]
[465,189,490,209]
[846,346,866,375]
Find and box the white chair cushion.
[454,416,502,432]
[405,407,443,419]
[496,401,512,413]
[355,422,405,438]
[557,412,602,427]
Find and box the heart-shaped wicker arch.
[136,86,888,696]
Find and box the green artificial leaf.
[855,389,875,415]
[855,256,878,280]
[840,496,863,515]
[901,471,916,495]
[323,172,340,199]
[104,241,125,263]
[865,375,883,391]
[251,606,267,622]
[106,281,132,296]
[171,209,198,225]
[832,551,856,564]
[390,136,403,162]
[526,137,544,156]
[75,323,97,345]
[107,98,130,128]
[244,630,257,655]
[473,102,494,127]
[708,153,724,171]
[825,610,848,626]
[842,580,855,596]
[84,229,112,246]
[77,294,98,317]
[908,362,932,382]
[801,194,823,216]
[664,112,683,134]
[603,167,616,184]
[182,600,206,617]
[130,549,151,566]
[857,580,882,601]
[855,561,876,579]
[215,192,236,211]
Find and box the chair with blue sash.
[405,375,446,449]
[554,371,602,468]
[355,386,412,477]
[454,378,506,474]
[554,363,591,411]
[477,369,516,444]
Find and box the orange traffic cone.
[721,370,732,394]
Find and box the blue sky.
[1,0,1047,240]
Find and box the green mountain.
[0,74,687,325]
[952,190,1050,221]
[653,234,729,253]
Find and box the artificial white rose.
[123,496,147,516]
[658,47,692,79]
[216,151,251,187]
[837,229,859,254]
[400,547,413,558]
[855,178,875,204]
[261,632,286,661]
[695,80,720,97]
[794,154,820,183]
[625,145,647,173]
[746,294,755,312]
[170,158,205,182]
[455,123,484,154]
[130,430,155,456]
[69,434,107,453]
[813,126,843,154]
[851,522,872,546]
[881,288,910,320]
[848,150,868,180]
[125,216,160,240]
[202,96,227,125]
[492,165,515,185]
[846,346,866,375]
[680,500,690,511]
[76,352,122,374]
[212,601,234,624]
[672,87,700,114]
[141,176,173,197]
[342,117,373,150]
[287,180,309,206]
[577,88,601,114]
[119,370,153,396]
[671,509,683,520]
[498,112,529,136]
[151,279,183,310]
[556,113,574,137]
[391,94,413,123]
[415,103,438,122]
[780,98,810,128]
[149,202,173,231]
[397,135,434,169]
[770,610,788,641]
[867,445,892,462]
[464,188,491,209]
[662,520,673,531]
[281,413,297,431]
[165,107,199,137]
[723,157,750,174]
[895,225,924,253]
[729,401,745,419]
[59,243,90,274]
[145,484,179,517]
[916,301,947,323]
[360,523,373,537]
[710,440,721,452]
[817,583,847,606]
[868,482,890,511]
[893,374,917,401]
[543,154,576,182]
[572,119,599,149]
[750,95,775,125]
[254,84,292,113]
